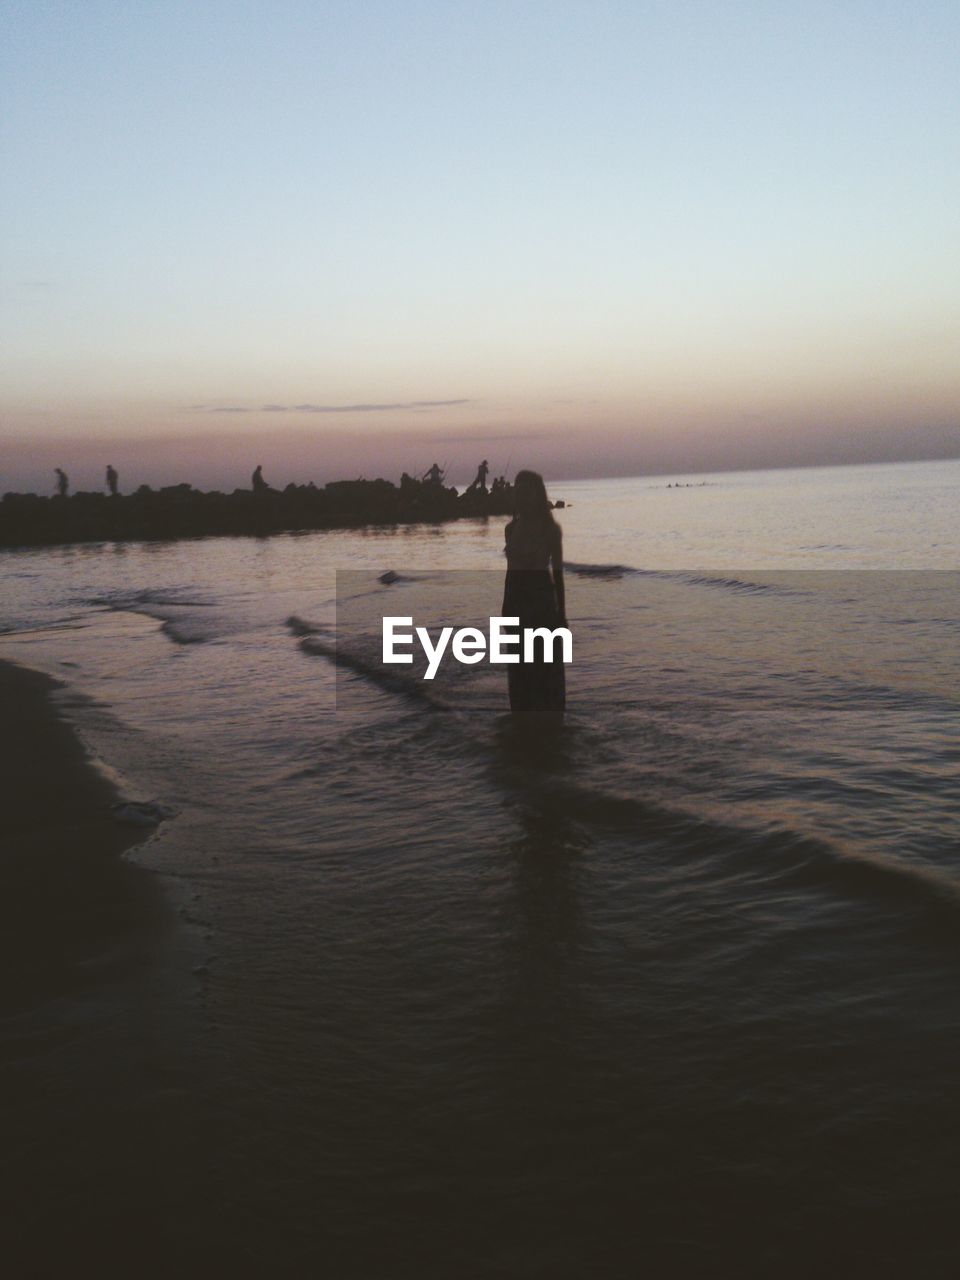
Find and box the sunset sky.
[2,0,959,491]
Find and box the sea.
[2,458,959,1277]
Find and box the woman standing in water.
[503,470,567,724]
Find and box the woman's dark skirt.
[502,569,566,725]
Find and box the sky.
[2,0,959,491]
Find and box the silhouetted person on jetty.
[54,468,68,497]
[106,465,119,496]
[423,462,444,486]
[503,469,566,725]
[466,459,489,494]
[252,464,267,493]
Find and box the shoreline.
[0,660,166,1010]
[0,659,210,1274]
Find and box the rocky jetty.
[0,478,517,549]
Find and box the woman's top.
[504,516,559,571]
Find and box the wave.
[286,604,960,924]
[565,562,633,579]
[286,614,333,638]
[481,761,960,924]
[564,563,804,597]
[782,841,960,920]
[86,605,215,645]
[290,628,960,926]
[83,587,216,610]
[677,572,799,596]
[295,631,449,709]
[287,614,457,708]
[77,587,224,645]
[1,617,101,637]
[112,799,175,827]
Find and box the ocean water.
[2,458,959,1276]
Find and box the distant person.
[54,468,68,497]
[106,464,119,496]
[466,459,489,494]
[252,464,267,493]
[423,462,444,486]
[502,470,566,725]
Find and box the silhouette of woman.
[503,470,566,724]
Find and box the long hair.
[513,469,557,526]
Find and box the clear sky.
[2,0,959,490]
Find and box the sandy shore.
[0,660,164,1008]
[0,661,213,1276]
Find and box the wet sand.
[0,661,209,1276]
[0,661,162,1008]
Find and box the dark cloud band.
[199,400,470,415]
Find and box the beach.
[0,660,161,1005]
[1,462,959,1277]
[0,661,216,1275]
[5,0,959,1268]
